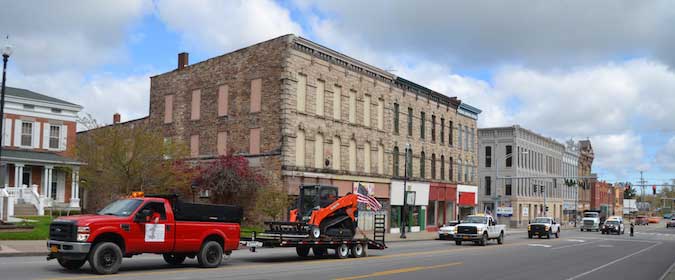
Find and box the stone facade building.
[562,140,579,223]
[577,140,595,212]
[141,35,480,232]
[478,125,569,227]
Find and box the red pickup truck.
[47,194,242,274]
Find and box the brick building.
[139,35,481,232]
[577,140,595,212]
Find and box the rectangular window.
[349,139,356,172]
[393,103,399,134]
[250,79,262,113]
[364,95,371,127]
[440,118,445,144]
[377,144,384,174]
[364,142,371,173]
[332,136,341,170]
[297,74,306,112]
[449,121,454,146]
[315,80,325,116]
[349,90,356,123]
[393,147,399,176]
[190,134,199,157]
[431,154,436,179]
[440,156,445,180]
[49,125,60,149]
[296,130,306,167]
[191,89,201,120]
[407,107,413,137]
[464,126,469,150]
[218,85,229,116]
[506,179,512,196]
[485,176,491,196]
[21,122,32,147]
[377,99,384,130]
[420,152,426,178]
[420,112,426,139]
[449,157,454,181]
[217,132,227,155]
[431,115,436,141]
[249,128,261,154]
[333,86,341,120]
[164,95,174,124]
[485,146,492,168]
[458,125,462,148]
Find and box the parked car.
[454,214,505,246]
[648,216,661,224]
[438,221,460,240]
[664,213,673,220]
[635,216,649,226]
[581,211,601,232]
[666,218,675,228]
[47,193,242,274]
[601,219,625,235]
[528,217,560,239]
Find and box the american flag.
[356,184,382,211]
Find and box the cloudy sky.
[1,0,674,185]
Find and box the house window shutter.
[32,122,40,148]
[3,118,11,146]
[13,119,22,147]
[60,124,67,151]
[42,123,50,149]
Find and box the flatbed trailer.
[240,214,387,259]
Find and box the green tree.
[254,172,292,222]
[77,115,195,212]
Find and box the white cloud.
[0,0,151,74]
[590,132,648,179]
[155,0,303,53]
[656,137,675,172]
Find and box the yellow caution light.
[131,192,145,198]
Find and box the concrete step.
[13,204,38,216]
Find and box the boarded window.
[316,80,325,116]
[333,86,342,120]
[349,139,356,172]
[364,95,371,127]
[314,133,324,168]
[377,99,384,130]
[250,79,262,113]
[378,143,384,174]
[364,141,371,173]
[349,90,356,123]
[218,85,229,116]
[297,74,306,112]
[332,136,341,170]
[191,90,201,120]
[164,95,174,123]
[249,128,261,154]
[296,130,305,167]
[217,131,227,155]
[190,134,199,157]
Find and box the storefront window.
[427,201,436,227]
[390,206,401,228]
[410,206,421,227]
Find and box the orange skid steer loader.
[263,185,360,239]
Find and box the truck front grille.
[49,221,76,241]
[583,220,595,226]
[457,226,477,234]
[530,225,546,231]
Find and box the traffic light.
[653,185,657,195]
[545,206,549,212]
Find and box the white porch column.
[45,166,53,206]
[14,164,23,188]
[41,166,52,197]
[69,168,80,207]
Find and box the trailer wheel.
[350,243,366,258]
[163,253,186,265]
[336,244,349,259]
[197,241,223,268]
[88,242,123,275]
[312,247,327,258]
[455,240,462,246]
[311,226,321,239]
[296,246,310,258]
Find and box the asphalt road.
[2,223,675,280]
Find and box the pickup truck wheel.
[455,240,462,246]
[296,247,310,257]
[480,233,488,246]
[197,241,223,268]
[336,244,350,259]
[57,258,86,271]
[546,230,551,239]
[350,243,366,258]
[555,230,560,238]
[497,232,504,244]
[528,233,533,239]
[163,253,187,265]
[88,242,123,275]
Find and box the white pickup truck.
[454,214,506,246]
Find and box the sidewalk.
[0,240,47,257]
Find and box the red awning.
[458,192,475,206]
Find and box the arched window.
[420,151,426,178]
[393,146,399,176]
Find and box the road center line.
[564,241,662,280]
[333,262,463,280]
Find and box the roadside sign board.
[522,206,529,217]
[497,207,513,217]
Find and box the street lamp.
[400,143,411,239]
[0,43,13,187]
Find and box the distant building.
[562,139,580,222]
[0,87,83,217]
[577,140,594,212]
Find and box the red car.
[635,216,649,225]
[47,193,242,274]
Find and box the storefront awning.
[458,192,475,206]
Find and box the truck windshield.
[98,199,143,216]
[533,218,551,223]
[584,213,598,218]
[463,216,488,224]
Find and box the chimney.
[178,52,189,70]
[113,113,121,124]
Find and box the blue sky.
[1,0,674,187]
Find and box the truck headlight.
[528,225,531,230]
[77,226,90,242]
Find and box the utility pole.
[638,171,647,211]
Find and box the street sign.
[496,207,513,217]
[405,191,416,206]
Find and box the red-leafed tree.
[195,155,267,222]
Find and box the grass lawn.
[241,225,264,238]
[0,216,53,240]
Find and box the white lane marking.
[564,241,662,280]
[596,244,614,248]
[567,239,585,242]
[658,255,675,280]
[552,241,600,250]
[528,244,552,248]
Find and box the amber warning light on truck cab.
[130,192,145,198]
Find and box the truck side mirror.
[134,209,153,222]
